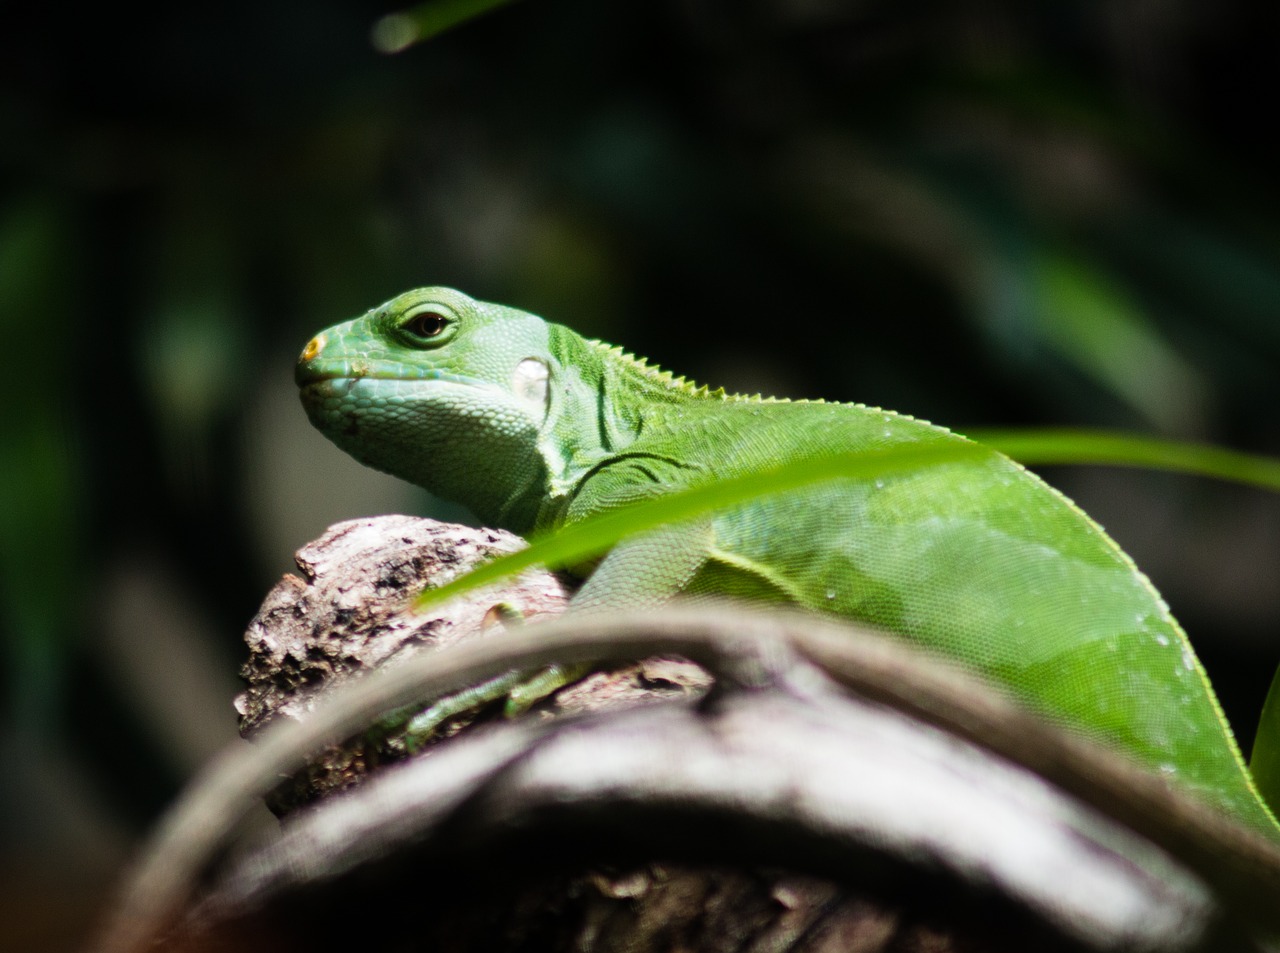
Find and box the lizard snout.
[300,332,326,363]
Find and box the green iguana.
[296,285,1280,839]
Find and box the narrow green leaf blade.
[972,427,1280,492]
[414,427,1280,615]
[414,442,989,612]
[371,0,518,54]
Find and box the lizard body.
[297,286,1280,838]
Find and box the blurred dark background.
[4,1,1280,947]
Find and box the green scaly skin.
[297,286,1280,839]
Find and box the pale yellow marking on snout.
[301,333,325,362]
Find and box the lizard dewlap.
[297,286,1280,839]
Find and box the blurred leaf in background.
[0,195,82,724]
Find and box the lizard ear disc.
[512,358,551,418]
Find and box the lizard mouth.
[296,367,477,390]
[295,369,499,416]
[295,352,371,386]
[297,377,359,398]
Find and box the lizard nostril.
[301,334,325,362]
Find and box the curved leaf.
[416,428,1280,614]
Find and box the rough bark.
[236,516,569,810]
[176,516,1247,953]
[236,515,712,811]
[228,516,1013,953]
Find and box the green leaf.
[371,0,519,53]
[415,428,1280,615]
[1252,668,1280,816]
[415,442,990,611]
[1029,251,1207,431]
[971,427,1280,492]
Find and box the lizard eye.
[399,309,453,345]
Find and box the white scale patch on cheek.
[511,358,551,419]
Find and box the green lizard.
[297,286,1280,840]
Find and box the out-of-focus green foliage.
[372,0,520,53]
[1256,669,1280,803]
[0,196,82,726]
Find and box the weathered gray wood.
[236,515,575,809]
[238,515,573,735]
[223,517,1013,952]
[92,518,1275,953]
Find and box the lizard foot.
[400,603,588,752]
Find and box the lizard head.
[296,286,558,530]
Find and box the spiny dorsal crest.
[582,340,935,421]
[588,338,839,405]
[591,339,723,398]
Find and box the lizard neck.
[533,326,721,517]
